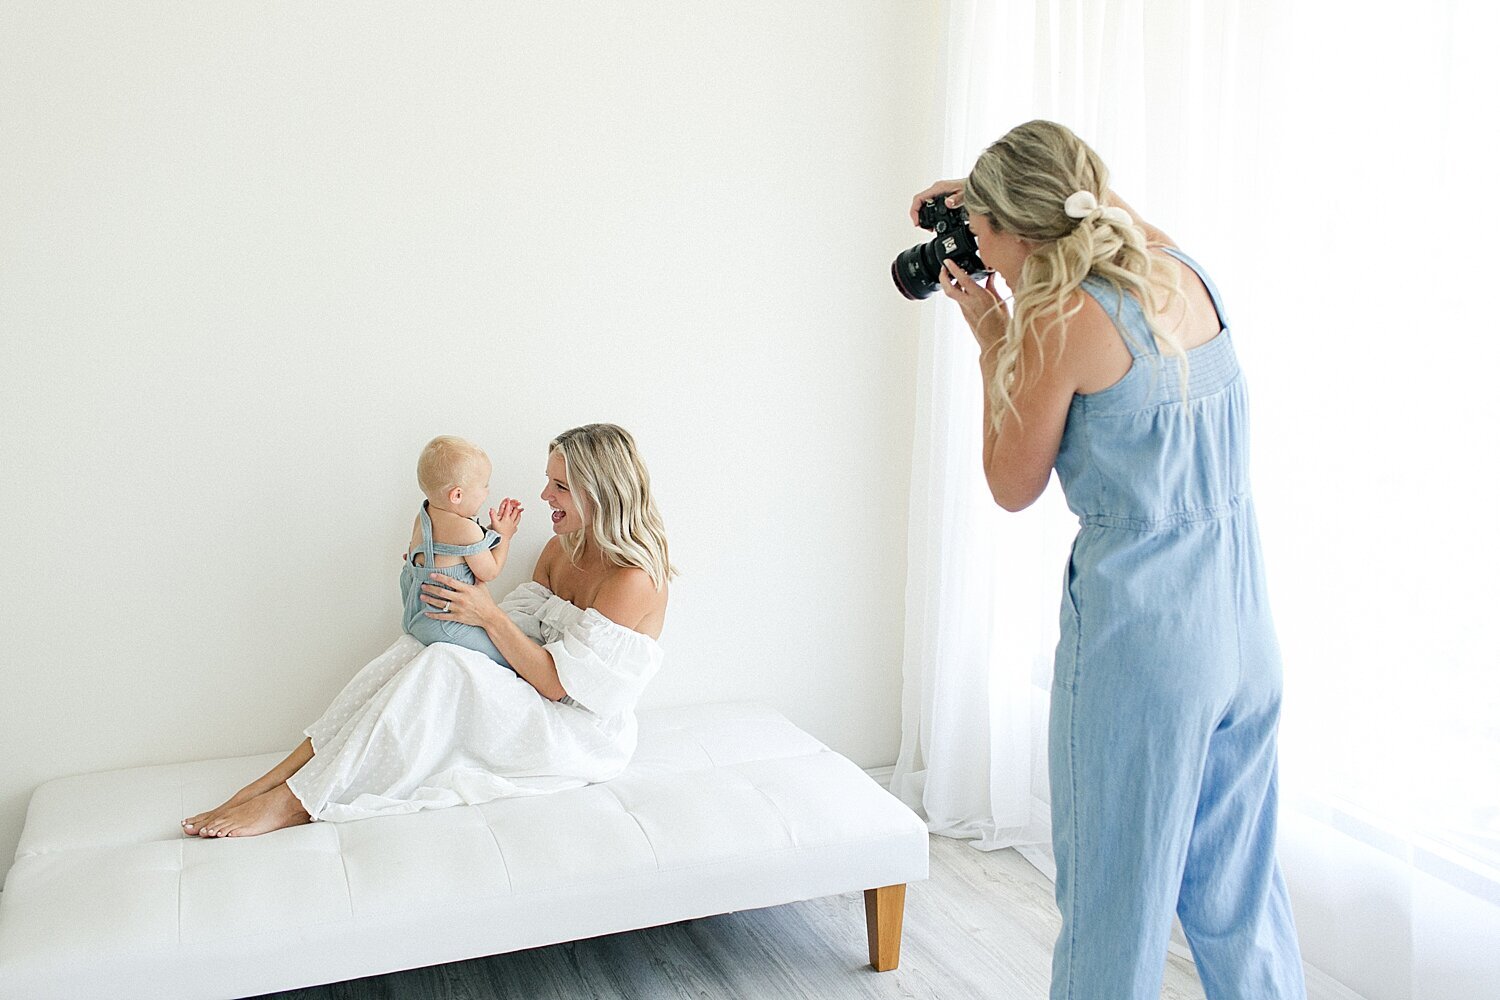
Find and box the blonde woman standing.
[183,423,672,839]
[913,120,1304,998]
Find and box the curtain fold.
[895,2,1500,997]
[891,0,1055,853]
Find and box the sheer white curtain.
[894,2,1500,998]
[891,0,1066,856]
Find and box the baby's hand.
[488,498,524,539]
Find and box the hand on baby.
[488,498,524,539]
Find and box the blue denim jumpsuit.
[399,501,514,672]
[1048,249,1305,999]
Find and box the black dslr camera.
[891,196,992,300]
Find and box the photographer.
[913,119,1306,999]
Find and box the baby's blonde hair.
[417,435,489,500]
[550,424,676,592]
[963,119,1186,428]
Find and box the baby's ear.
[447,485,464,505]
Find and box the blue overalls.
[1048,249,1305,999]
[399,501,515,672]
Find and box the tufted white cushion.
[0,701,927,1000]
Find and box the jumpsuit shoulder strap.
[1079,272,1159,360]
[1160,246,1229,330]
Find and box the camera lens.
[892,199,991,300]
[891,242,943,300]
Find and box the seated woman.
[182,423,674,838]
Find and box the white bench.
[0,701,928,999]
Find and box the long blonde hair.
[963,120,1186,428]
[550,423,676,591]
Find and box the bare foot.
[183,776,283,834]
[183,738,315,835]
[196,784,311,839]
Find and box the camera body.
[891,197,992,300]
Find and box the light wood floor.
[253,834,1359,1000]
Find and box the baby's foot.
[195,784,311,839]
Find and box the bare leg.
[183,738,314,835]
[195,783,312,839]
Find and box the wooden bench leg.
[863,883,906,971]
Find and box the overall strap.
[1079,273,1158,360]
[431,530,502,557]
[421,501,503,558]
[415,501,437,568]
[1161,247,1229,330]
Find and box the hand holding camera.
[938,260,1007,347]
[908,179,966,224]
[892,180,994,300]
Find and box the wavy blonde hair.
[963,120,1186,428]
[551,423,676,591]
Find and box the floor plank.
[250,835,1357,999]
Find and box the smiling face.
[540,450,586,535]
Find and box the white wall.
[0,2,941,866]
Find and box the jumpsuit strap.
[1161,247,1230,331]
[1079,272,1158,360]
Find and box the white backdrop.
[0,2,942,868]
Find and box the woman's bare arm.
[419,572,567,701]
[979,332,1075,511]
[476,606,566,700]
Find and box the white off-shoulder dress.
[285,582,663,822]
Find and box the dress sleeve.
[498,581,553,644]
[540,607,663,719]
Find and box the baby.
[399,435,522,670]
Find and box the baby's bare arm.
[464,541,506,583]
[468,498,523,584]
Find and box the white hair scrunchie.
[1064,189,1132,228]
[1063,190,1099,218]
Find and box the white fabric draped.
[288,583,662,822]
[894,2,1500,997]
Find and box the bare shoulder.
[533,537,562,587]
[431,509,483,544]
[592,566,667,638]
[1153,249,1224,350]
